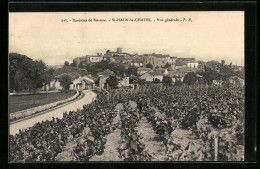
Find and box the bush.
[106,76,119,89]
[162,76,172,86]
[183,72,198,85]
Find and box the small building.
[140,72,164,82]
[140,72,153,82]
[175,62,187,69]
[213,80,224,86]
[87,55,102,63]
[49,79,62,91]
[228,76,244,86]
[130,60,144,67]
[149,72,164,82]
[82,79,95,89]
[97,69,116,89]
[186,62,199,68]
[118,75,130,87]
[129,75,139,89]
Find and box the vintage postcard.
[9,11,245,162]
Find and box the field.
[9,84,244,162]
[9,91,76,113]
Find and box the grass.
[9,91,76,113]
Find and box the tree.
[155,65,159,69]
[111,65,126,77]
[162,76,172,86]
[198,66,220,85]
[183,72,198,85]
[9,53,48,92]
[163,63,171,69]
[59,75,73,90]
[78,62,85,69]
[219,64,234,81]
[126,66,138,76]
[29,60,48,91]
[64,61,69,66]
[42,68,55,91]
[106,76,118,89]
[146,63,153,69]
[9,53,33,91]
[198,60,241,84]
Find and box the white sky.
[9,12,244,66]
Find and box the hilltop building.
[104,48,131,58]
[144,53,176,69]
[175,57,198,69]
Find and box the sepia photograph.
[9,11,245,162]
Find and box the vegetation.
[146,63,153,69]
[163,63,171,69]
[64,61,70,66]
[59,75,73,90]
[183,72,198,85]
[86,60,137,77]
[197,60,244,85]
[10,84,244,162]
[174,79,183,86]
[126,66,138,76]
[106,76,119,89]
[162,76,172,86]
[9,53,54,92]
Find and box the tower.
[117,47,122,53]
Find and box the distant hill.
[53,66,88,80]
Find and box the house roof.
[175,62,187,66]
[82,75,95,82]
[54,72,81,80]
[149,72,164,76]
[83,79,94,85]
[154,68,165,73]
[175,67,201,73]
[138,67,152,71]
[176,58,196,62]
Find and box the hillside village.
[43,47,244,92]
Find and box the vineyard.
[9,84,244,162]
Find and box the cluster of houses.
[42,64,244,92]
[42,48,244,92]
[73,47,199,70]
